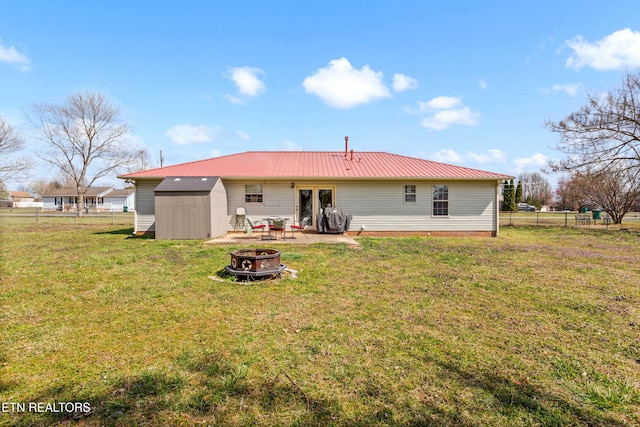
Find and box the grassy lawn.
[1,220,639,426]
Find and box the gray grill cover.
[317,207,352,233]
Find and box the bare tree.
[554,175,589,211]
[572,162,640,224]
[545,70,640,174]
[518,172,553,207]
[0,116,32,182]
[29,92,138,214]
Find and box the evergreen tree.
[502,180,514,211]
[515,180,523,204]
[509,180,517,211]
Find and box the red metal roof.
[120,151,512,180]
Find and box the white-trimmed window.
[245,184,263,203]
[433,185,448,216]
[404,184,416,203]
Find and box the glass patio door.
[297,186,334,229]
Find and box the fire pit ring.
[225,248,286,281]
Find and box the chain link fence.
[0,208,134,226]
[500,211,640,228]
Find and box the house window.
[433,185,448,216]
[404,185,416,203]
[245,184,263,203]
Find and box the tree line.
[544,70,640,224]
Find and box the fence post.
[112,210,115,225]
[35,207,38,223]
[564,210,568,227]
[536,211,539,226]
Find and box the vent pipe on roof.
[344,136,349,157]
[350,149,354,161]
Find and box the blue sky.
[1,1,639,188]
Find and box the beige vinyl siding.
[224,180,296,230]
[210,180,229,238]
[222,179,498,233]
[336,180,497,232]
[134,179,162,233]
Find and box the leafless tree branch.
[28,91,138,214]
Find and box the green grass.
[1,220,639,426]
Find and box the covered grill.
[316,207,352,234]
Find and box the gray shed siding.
[155,192,211,239]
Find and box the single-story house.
[8,191,42,208]
[42,187,134,211]
[102,188,135,212]
[119,149,513,239]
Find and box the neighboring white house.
[119,149,513,239]
[42,187,135,211]
[102,188,135,212]
[8,191,42,208]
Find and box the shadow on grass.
[9,351,343,426]
[93,227,135,236]
[9,348,633,426]
[419,351,630,427]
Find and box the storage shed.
[154,176,227,240]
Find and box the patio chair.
[234,207,246,232]
[288,216,310,239]
[246,217,266,237]
[266,217,286,240]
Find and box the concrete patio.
[205,231,359,246]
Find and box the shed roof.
[120,151,512,181]
[154,176,221,192]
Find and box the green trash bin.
[123,206,128,212]
[592,209,601,220]
[581,207,588,213]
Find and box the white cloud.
[514,153,548,170]
[392,73,418,92]
[224,94,246,105]
[468,149,506,164]
[281,139,303,151]
[421,106,481,131]
[0,41,30,71]
[543,83,584,97]
[479,80,488,90]
[166,124,219,145]
[432,149,462,163]
[432,148,505,165]
[227,66,265,97]
[303,57,391,108]
[425,96,462,110]
[566,28,640,70]
[236,131,251,141]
